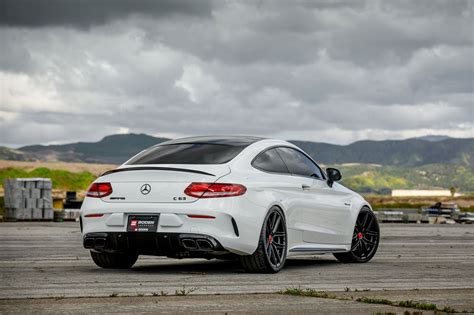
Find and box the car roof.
[160,136,266,146]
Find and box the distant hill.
[18,134,169,164]
[412,135,451,142]
[1,133,472,167]
[0,147,31,161]
[291,138,474,167]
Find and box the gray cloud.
[0,0,472,147]
[0,0,213,28]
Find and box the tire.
[240,206,287,273]
[90,251,139,269]
[334,207,380,263]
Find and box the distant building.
[391,189,462,197]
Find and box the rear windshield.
[126,143,247,165]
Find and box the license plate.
[127,215,159,232]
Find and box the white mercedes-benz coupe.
[81,136,379,273]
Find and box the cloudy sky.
[0,0,473,147]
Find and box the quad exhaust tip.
[83,233,220,252]
[181,238,215,251]
[83,237,107,249]
[83,238,94,248]
[181,239,197,249]
[196,239,213,250]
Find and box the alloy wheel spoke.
[271,246,278,264]
[274,236,286,243]
[360,240,367,256]
[271,243,281,264]
[365,230,378,237]
[267,243,273,258]
[267,215,273,232]
[364,238,375,246]
[271,213,278,230]
[361,212,369,229]
[351,240,361,251]
[272,216,281,234]
[365,215,374,231]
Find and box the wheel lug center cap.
[357,232,363,239]
[268,235,273,243]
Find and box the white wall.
[391,190,462,197]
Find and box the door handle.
[301,184,311,191]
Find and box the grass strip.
[280,288,459,313]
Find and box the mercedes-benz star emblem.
[140,184,151,195]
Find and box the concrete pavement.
[0,222,473,313]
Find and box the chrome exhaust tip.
[181,239,198,250]
[196,239,214,250]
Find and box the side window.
[276,147,324,179]
[252,148,290,174]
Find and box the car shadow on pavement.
[117,257,340,274]
[131,259,241,274]
[285,257,339,269]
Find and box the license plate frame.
[127,215,159,232]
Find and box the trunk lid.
[98,164,230,203]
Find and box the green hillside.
[0,167,95,191]
[337,164,474,194]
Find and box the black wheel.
[240,206,287,273]
[334,207,380,263]
[90,251,138,269]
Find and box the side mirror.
[326,168,342,187]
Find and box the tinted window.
[252,148,289,174]
[276,147,324,179]
[127,143,247,165]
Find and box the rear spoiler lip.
[101,166,215,177]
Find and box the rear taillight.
[86,182,113,198]
[184,182,247,198]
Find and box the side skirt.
[287,244,350,256]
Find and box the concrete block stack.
[3,178,53,221]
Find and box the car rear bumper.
[83,232,229,258]
[80,197,268,255]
